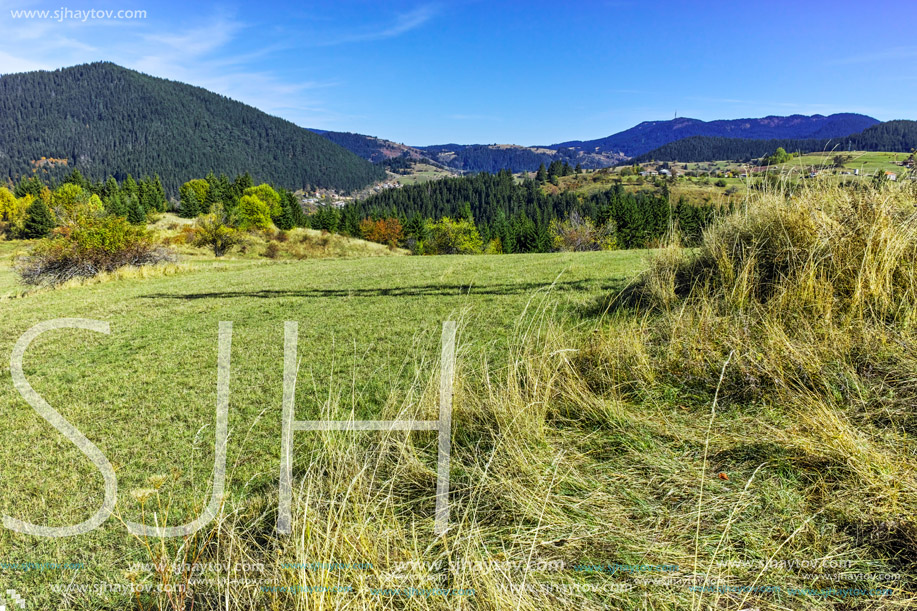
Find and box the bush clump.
[15,215,175,286]
[631,183,917,323]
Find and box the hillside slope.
[311,130,430,164]
[0,62,385,193]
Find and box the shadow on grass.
[142,279,623,301]
[575,275,644,319]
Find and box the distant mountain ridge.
[0,62,384,194]
[315,114,881,174]
[551,113,881,158]
[633,120,917,163]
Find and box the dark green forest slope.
[0,62,385,194]
[635,120,917,162]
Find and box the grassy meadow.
[390,162,456,186]
[1,180,917,610]
[777,150,910,175]
[0,247,642,609]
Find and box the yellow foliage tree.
[0,187,34,236]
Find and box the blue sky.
[1,0,915,145]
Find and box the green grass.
[390,163,455,186]
[778,150,911,175]
[0,239,32,297]
[0,249,645,609]
[556,170,748,205]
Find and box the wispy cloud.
[309,4,439,46]
[0,4,441,129]
[0,8,341,127]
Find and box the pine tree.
[180,188,200,218]
[535,163,547,184]
[103,176,120,198]
[64,169,87,189]
[282,190,308,227]
[234,173,253,198]
[104,192,127,217]
[15,176,44,198]
[139,175,167,212]
[127,197,146,224]
[122,174,138,200]
[20,198,55,238]
[276,196,295,230]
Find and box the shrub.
[15,215,174,286]
[425,217,483,255]
[359,217,404,247]
[262,242,281,259]
[173,225,198,245]
[0,188,35,237]
[243,184,282,217]
[51,183,103,224]
[549,211,616,252]
[192,204,244,257]
[233,195,274,231]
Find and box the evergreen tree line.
[12,170,168,224]
[338,171,720,252]
[176,172,308,230]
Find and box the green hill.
[0,62,385,194]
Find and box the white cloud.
[308,4,439,46]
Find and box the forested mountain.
[311,132,624,173]
[851,120,917,151]
[553,113,880,158]
[634,120,917,162]
[315,114,880,174]
[0,62,385,194]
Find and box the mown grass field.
[0,248,644,609]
